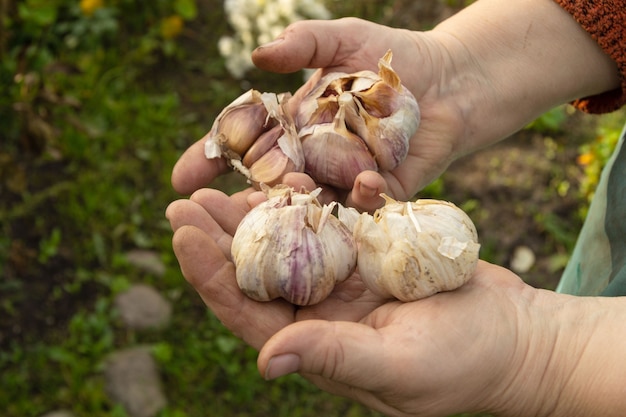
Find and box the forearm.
[502,290,626,417]
[430,0,621,156]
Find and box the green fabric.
[557,122,626,296]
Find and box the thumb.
[251,20,342,73]
[251,18,384,74]
[258,320,388,389]
[345,170,388,212]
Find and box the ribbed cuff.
[553,0,626,114]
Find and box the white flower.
[219,0,332,79]
[218,36,235,56]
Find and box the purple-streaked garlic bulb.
[231,186,357,306]
[296,50,420,188]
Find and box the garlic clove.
[231,186,357,306]
[300,125,377,190]
[244,116,305,187]
[204,89,304,187]
[242,124,283,167]
[299,99,377,190]
[217,102,274,156]
[204,89,276,159]
[247,145,298,187]
[350,195,480,301]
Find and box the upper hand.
[171,18,469,211]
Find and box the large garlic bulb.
[339,195,480,301]
[204,90,304,187]
[231,186,357,306]
[296,50,420,188]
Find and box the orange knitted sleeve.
[553,0,626,113]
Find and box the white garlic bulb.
[339,195,480,301]
[204,90,304,187]
[231,186,357,306]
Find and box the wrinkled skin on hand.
[166,187,587,417]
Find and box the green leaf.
[174,0,198,20]
[19,0,58,26]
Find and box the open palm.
[166,187,539,417]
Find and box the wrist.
[429,0,620,156]
[493,290,626,417]
[546,295,626,417]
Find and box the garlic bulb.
[204,90,304,187]
[296,50,420,187]
[339,195,480,301]
[231,186,357,306]
[203,51,420,190]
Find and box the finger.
[172,225,295,350]
[281,172,318,192]
[165,199,234,257]
[171,136,230,195]
[189,187,254,236]
[246,190,268,208]
[258,320,393,390]
[281,172,346,205]
[252,19,386,74]
[345,170,388,212]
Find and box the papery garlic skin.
[339,195,480,301]
[296,51,420,188]
[231,187,357,306]
[204,90,304,187]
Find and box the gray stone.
[104,346,167,417]
[125,250,166,277]
[115,284,172,330]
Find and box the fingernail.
[359,182,378,198]
[257,37,284,49]
[264,353,300,380]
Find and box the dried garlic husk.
[296,50,420,187]
[231,186,357,306]
[204,90,304,187]
[339,195,480,301]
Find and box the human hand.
[172,0,620,211]
[172,18,469,211]
[165,188,595,417]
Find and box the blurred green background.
[1,1,622,416]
